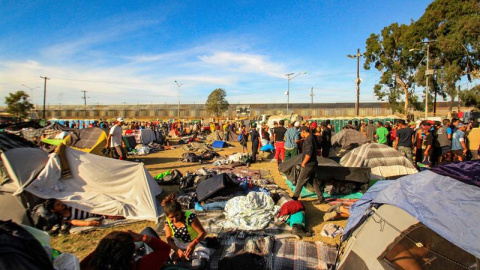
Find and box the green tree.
[364,23,420,114]
[412,0,480,111]
[5,91,34,121]
[205,88,229,117]
[460,85,480,110]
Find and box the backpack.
[0,220,55,270]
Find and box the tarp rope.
[370,207,471,269]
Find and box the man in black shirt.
[250,123,260,163]
[292,126,324,204]
[320,122,331,158]
[274,120,288,167]
[394,120,415,163]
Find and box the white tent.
[20,147,162,220]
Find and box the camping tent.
[339,143,418,179]
[338,162,480,269]
[0,147,49,226]
[65,127,108,156]
[20,147,162,220]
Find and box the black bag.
[0,220,55,270]
[196,173,237,202]
[31,203,61,231]
[101,147,111,157]
[179,173,195,190]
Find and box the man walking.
[394,120,415,163]
[292,126,323,204]
[273,120,287,167]
[106,117,125,160]
[284,122,301,161]
[250,123,260,163]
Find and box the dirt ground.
[50,139,347,260]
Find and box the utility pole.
[81,90,88,119]
[457,85,461,113]
[347,49,363,116]
[40,76,50,120]
[175,80,183,119]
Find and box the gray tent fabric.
[340,143,417,179]
[331,129,367,149]
[342,170,480,258]
[69,127,104,148]
[0,148,48,226]
[0,133,36,152]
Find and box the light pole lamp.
[285,71,306,114]
[21,84,40,104]
[409,40,436,119]
[347,49,364,116]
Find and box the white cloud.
[199,51,285,78]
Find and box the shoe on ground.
[323,211,338,222]
[313,198,326,205]
[327,204,341,213]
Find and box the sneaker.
[323,211,338,222]
[313,198,326,205]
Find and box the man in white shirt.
[106,117,125,160]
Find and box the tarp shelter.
[279,155,370,184]
[132,129,157,145]
[338,166,480,269]
[20,147,162,220]
[340,143,418,179]
[331,129,367,149]
[0,147,49,226]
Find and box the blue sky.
[0,0,440,106]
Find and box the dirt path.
[51,139,347,260]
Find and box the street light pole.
[410,40,436,119]
[21,84,39,105]
[285,72,306,114]
[175,80,183,118]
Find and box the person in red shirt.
[81,229,170,270]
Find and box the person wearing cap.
[106,117,125,160]
[421,124,434,166]
[284,122,301,161]
[451,123,468,161]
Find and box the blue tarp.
[342,170,480,258]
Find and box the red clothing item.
[80,237,171,270]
